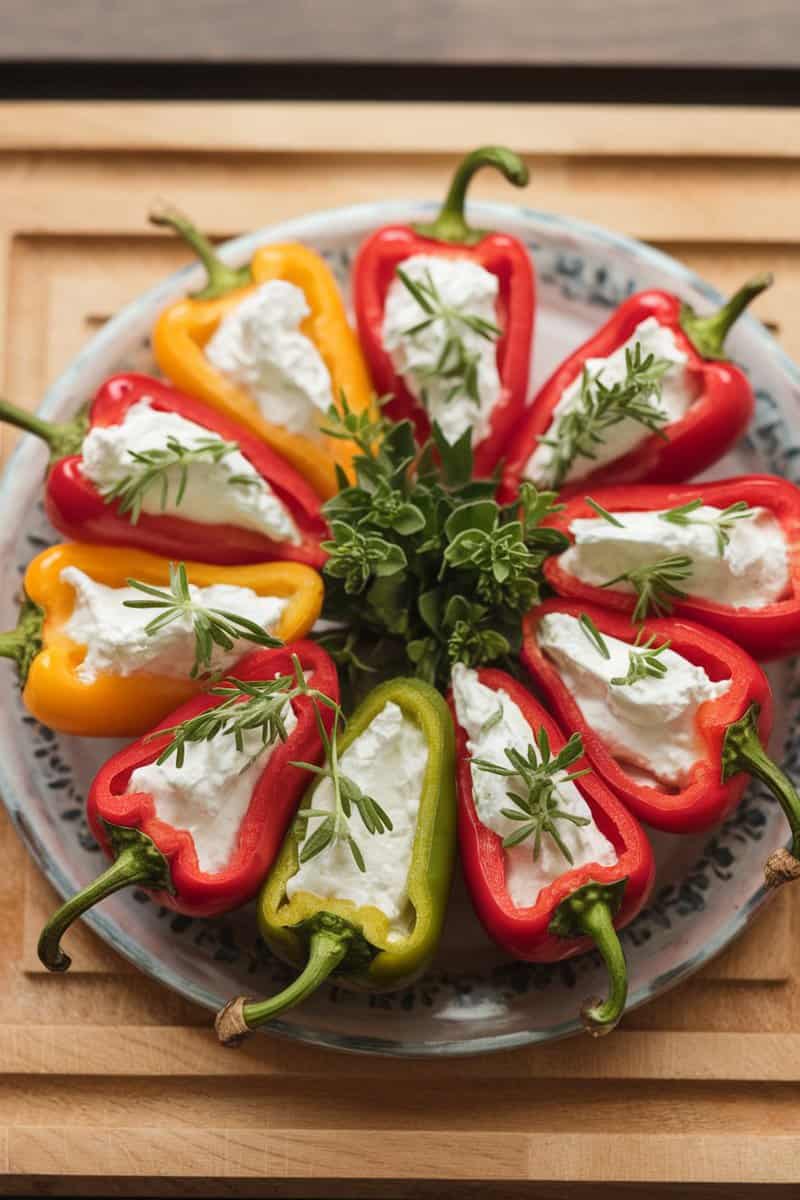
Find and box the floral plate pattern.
[1,201,799,1056]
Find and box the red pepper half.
[0,374,328,568]
[522,600,800,886]
[353,147,534,476]
[37,641,339,971]
[501,274,772,500]
[542,476,800,660]
[449,668,654,1035]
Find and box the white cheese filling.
[62,566,287,683]
[381,254,502,446]
[128,702,296,875]
[525,317,695,487]
[561,505,789,610]
[537,612,732,788]
[287,701,428,934]
[80,399,300,543]
[205,279,334,437]
[451,663,616,909]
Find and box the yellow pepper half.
[1,543,323,738]
[150,208,373,499]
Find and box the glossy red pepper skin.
[46,374,328,568]
[500,290,754,500]
[521,600,773,834]
[353,228,534,477]
[447,668,654,962]
[88,642,339,918]
[542,477,800,661]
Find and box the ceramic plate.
[2,201,799,1056]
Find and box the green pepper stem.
[413,146,529,246]
[680,273,773,360]
[37,828,171,972]
[722,703,800,888]
[215,928,349,1046]
[576,897,628,1037]
[149,203,252,300]
[0,397,86,461]
[0,598,44,685]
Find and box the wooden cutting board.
[1,101,799,1197]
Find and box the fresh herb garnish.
[102,434,246,524]
[124,562,281,679]
[659,499,756,556]
[578,612,610,659]
[610,631,671,687]
[601,554,693,623]
[539,344,672,487]
[396,266,501,410]
[472,727,591,865]
[319,395,567,688]
[585,497,625,527]
[293,706,393,874]
[153,653,338,768]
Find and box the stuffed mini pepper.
[151,206,374,498]
[216,677,456,1043]
[541,477,800,660]
[449,664,654,1036]
[0,542,323,737]
[523,601,800,887]
[0,375,327,566]
[502,274,771,498]
[37,643,339,971]
[353,146,534,476]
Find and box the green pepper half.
[216,677,457,1043]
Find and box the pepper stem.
[680,273,773,360]
[549,878,629,1036]
[149,203,252,300]
[0,597,44,686]
[413,146,530,246]
[37,826,172,972]
[215,928,349,1046]
[722,703,800,888]
[0,397,87,462]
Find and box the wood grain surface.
[3,0,800,67]
[0,101,799,1197]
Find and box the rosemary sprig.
[610,631,671,687]
[472,727,591,865]
[539,344,672,487]
[601,554,693,623]
[396,266,501,409]
[102,434,243,524]
[578,612,610,659]
[585,497,625,527]
[124,562,281,680]
[659,499,756,556]
[153,653,339,768]
[293,707,393,874]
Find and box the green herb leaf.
[601,554,693,623]
[659,498,756,556]
[101,434,245,525]
[610,632,671,687]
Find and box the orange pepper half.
[150,209,373,499]
[3,543,323,738]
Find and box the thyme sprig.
[659,498,756,556]
[124,562,281,679]
[319,394,567,688]
[293,707,393,874]
[153,653,338,768]
[539,344,672,487]
[610,631,671,687]
[473,727,591,865]
[102,434,248,524]
[601,554,693,623]
[396,265,501,409]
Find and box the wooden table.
[1,101,799,1197]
